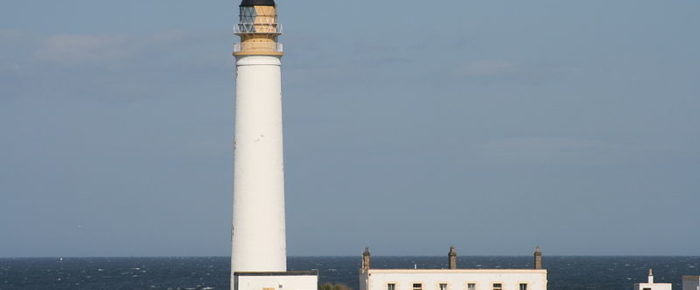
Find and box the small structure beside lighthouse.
[683,275,700,290]
[634,269,672,290]
[230,0,317,289]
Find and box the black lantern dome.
[240,0,275,7]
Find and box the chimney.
[534,246,543,269]
[362,247,371,272]
[448,246,458,269]
[648,268,654,284]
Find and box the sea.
[1,256,698,290]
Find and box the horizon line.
[2,255,699,259]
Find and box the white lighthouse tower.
[232,0,286,273]
[231,1,317,290]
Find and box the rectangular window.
[413,283,423,290]
[439,283,448,290]
[493,284,502,290]
[520,284,527,290]
[467,283,476,290]
[388,284,396,290]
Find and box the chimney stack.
[362,247,371,272]
[448,246,458,269]
[534,246,543,269]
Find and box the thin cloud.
[0,30,230,102]
[0,28,23,39]
[454,60,520,76]
[480,137,633,164]
[29,31,225,69]
[34,34,136,65]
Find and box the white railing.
[234,23,283,34]
[234,42,283,53]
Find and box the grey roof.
[240,0,276,6]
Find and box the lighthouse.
[230,1,317,290]
[231,0,286,273]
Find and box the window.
[467,283,476,290]
[643,288,651,290]
[413,283,423,290]
[439,283,448,290]
[492,284,502,290]
[388,284,396,290]
[239,7,256,23]
[520,284,528,290]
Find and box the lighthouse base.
[234,271,318,290]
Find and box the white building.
[234,271,319,290]
[634,269,672,290]
[360,247,548,290]
[683,276,700,290]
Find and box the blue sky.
[1,0,699,257]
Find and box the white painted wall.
[232,55,287,274]
[361,269,548,290]
[634,282,672,290]
[236,274,318,290]
[683,276,700,290]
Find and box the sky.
[1,0,699,258]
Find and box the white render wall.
[634,283,672,290]
[683,276,700,290]
[232,55,287,273]
[236,274,317,290]
[360,269,548,290]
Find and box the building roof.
[234,271,318,276]
[366,269,547,274]
[240,0,276,6]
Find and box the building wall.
[683,276,700,290]
[361,269,548,290]
[634,283,673,290]
[235,274,317,290]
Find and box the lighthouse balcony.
[235,23,282,35]
[234,42,284,55]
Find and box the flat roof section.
[234,271,319,277]
[366,269,547,273]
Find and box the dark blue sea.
[1,256,698,290]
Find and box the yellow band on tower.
[234,5,283,56]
